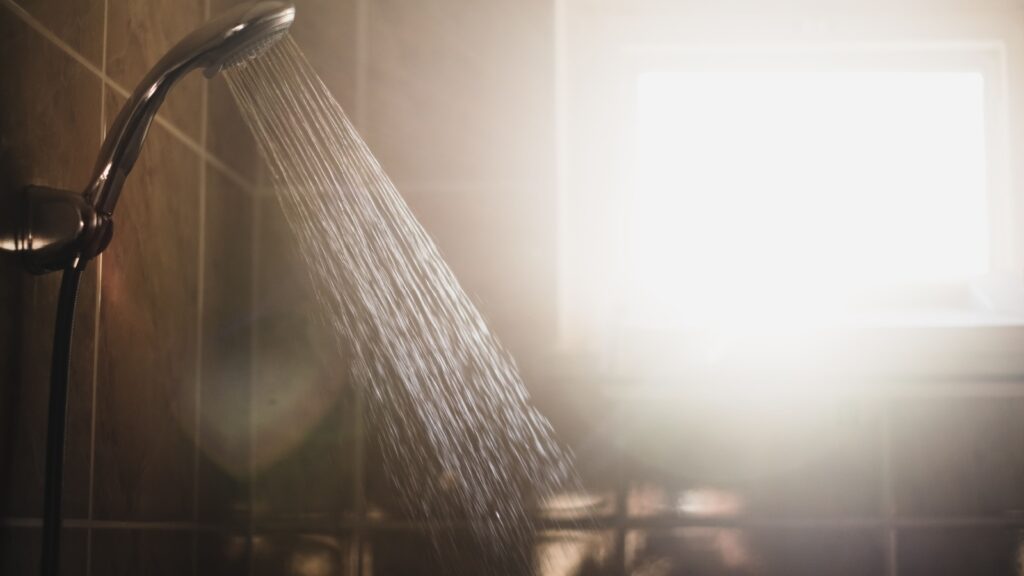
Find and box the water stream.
[227,36,581,570]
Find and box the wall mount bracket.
[0,185,112,274]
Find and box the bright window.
[626,68,990,330]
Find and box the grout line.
[86,255,103,576]
[86,2,109,570]
[192,7,211,569]
[613,456,628,574]
[248,176,264,576]
[5,512,1024,532]
[194,47,210,530]
[240,513,1024,532]
[0,0,256,193]
[353,2,370,571]
[1,517,249,531]
[2,0,105,79]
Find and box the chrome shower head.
[1,1,294,273]
[197,3,295,77]
[85,1,295,218]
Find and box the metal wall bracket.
[0,186,111,274]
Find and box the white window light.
[626,67,992,331]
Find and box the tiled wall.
[6,0,1024,575]
[249,2,1024,576]
[0,0,255,573]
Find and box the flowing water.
[226,36,581,570]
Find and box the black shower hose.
[40,264,84,576]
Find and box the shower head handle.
[1,1,292,273]
[84,1,294,217]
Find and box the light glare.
[627,68,989,330]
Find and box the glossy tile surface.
[892,398,1024,516]
[197,532,251,576]
[93,96,200,521]
[0,527,88,576]
[366,0,555,187]
[207,76,260,177]
[897,529,1020,576]
[105,0,206,139]
[363,530,534,576]
[0,6,101,519]
[287,0,360,115]
[617,393,884,519]
[14,269,101,520]
[13,0,105,65]
[90,529,194,575]
[251,195,356,521]
[625,528,886,576]
[198,166,254,523]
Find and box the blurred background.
[5,0,1024,574]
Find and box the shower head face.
[199,2,295,76]
[211,28,288,73]
[84,1,294,219]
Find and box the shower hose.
[40,264,84,576]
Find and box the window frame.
[557,38,1022,380]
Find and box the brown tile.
[0,7,100,195]
[366,0,555,187]
[0,259,100,521]
[251,532,354,576]
[251,398,355,522]
[0,527,88,576]
[614,392,883,519]
[207,76,260,177]
[92,95,200,521]
[198,166,253,523]
[105,0,206,140]
[12,0,105,65]
[209,0,264,16]
[897,529,1018,576]
[0,259,21,509]
[206,0,265,175]
[625,528,886,576]
[0,8,101,519]
[892,398,1024,516]
[732,398,883,518]
[197,531,250,576]
[364,529,543,576]
[90,529,194,575]
[286,0,359,115]
[251,195,355,521]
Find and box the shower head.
[1,1,293,273]
[197,3,295,77]
[85,1,294,218]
